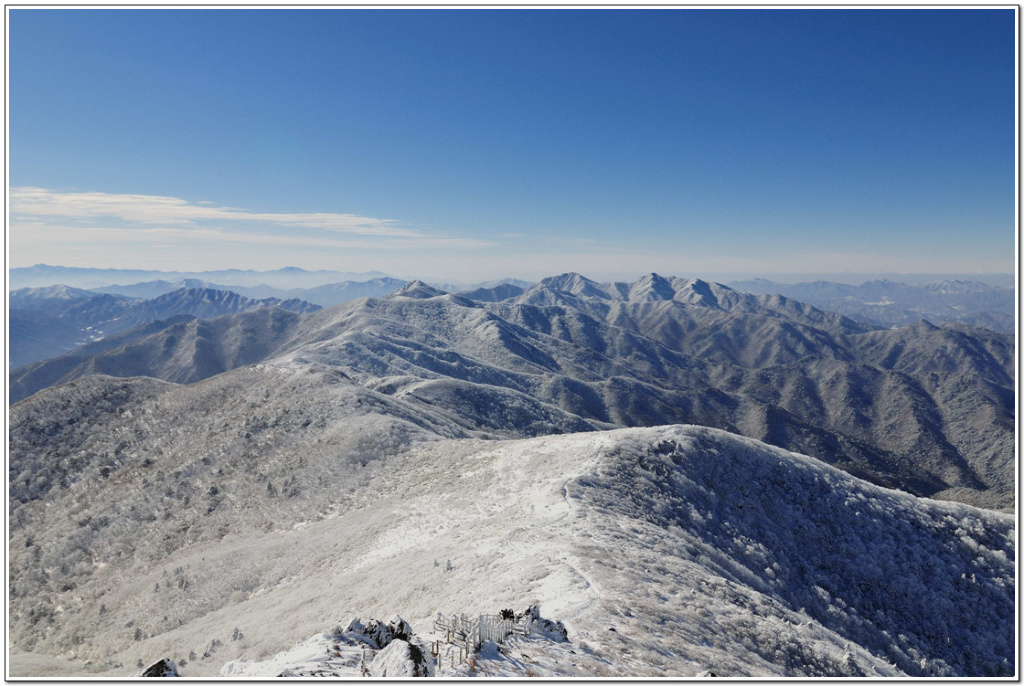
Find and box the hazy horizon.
[7,262,1017,290]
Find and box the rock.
[387,614,413,642]
[535,617,569,642]
[369,639,432,677]
[344,614,413,649]
[140,658,179,677]
[520,605,568,642]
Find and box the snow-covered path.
[9,425,1013,678]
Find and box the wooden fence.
[431,612,534,666]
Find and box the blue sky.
[8,8,1017,282]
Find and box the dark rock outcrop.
[140,658,179,677]
[344,615,413,649]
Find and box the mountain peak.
[11,284,95,300]
[671,278,726,309]
[627,273,677,301]
[387,280,448,299]
[912,318,941,331]
[153,286,238,301]
[538,273,609,299]
[172,278,207,290]
[541,271,590,285]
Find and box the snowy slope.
[9,285,320,370]
[8,388,1015,679]
[8,272,1017,679]
[9,284,100,312]
[11,273,1015,508]
[8,309,91,368]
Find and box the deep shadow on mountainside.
[11,272,1013,510]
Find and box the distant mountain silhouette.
[727,278,1015,333]
[9,286,320,368]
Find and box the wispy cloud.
[9,187,417,237]
[8,187,496,265]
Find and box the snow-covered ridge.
[8,415,1014,677]
[11,270,1016,512]
[7,272,1016,678]
[9,284,321,371]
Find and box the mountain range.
[11,273,1014,509]
[9,286,320,369]
[8,264,391,290]
[727,278,1015,334]
[9,264,531,295]
[7,270,1015,677]
[93,277,409,307]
